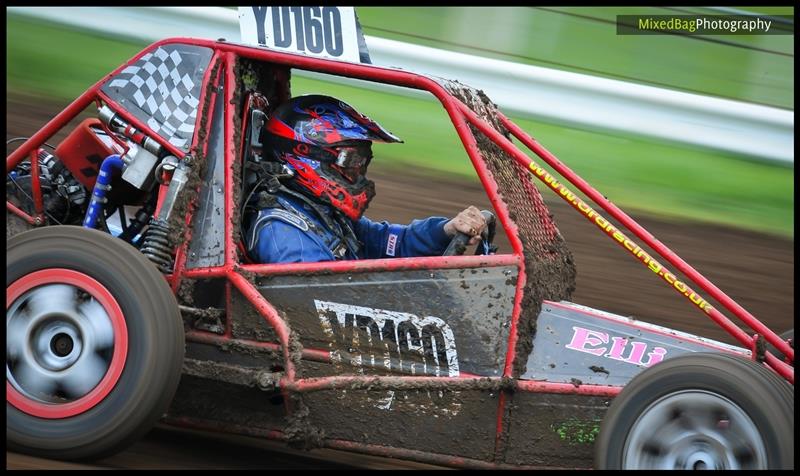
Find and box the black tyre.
[595,352,793,470]
[6,226,185,460]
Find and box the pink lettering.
[622,341,649,365]
[565,327,669,368]
[565,327,608,356]
[605,336,629,360]
[642,347,667,367]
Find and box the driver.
[243,94,488,264]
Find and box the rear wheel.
[595,352,793,470]
[6,226,185,460]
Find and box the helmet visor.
[334,143,372,169]
[333,143,373,183]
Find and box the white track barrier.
[8,6,793,164]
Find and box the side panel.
[503,392,608,468]
[522,301,750,386]
[256,266,518,377]
[252,265,516,460]
[185,75,226,269]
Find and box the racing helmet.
[264,94,402,220]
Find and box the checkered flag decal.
[102,44,213,150]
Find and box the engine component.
[6,148,88,226]
[98,105,163,157]
[54,119,120,189]
[83,155,125,229]
[38,149,87,206]
[121,145,159,191]
[98,105,166,192]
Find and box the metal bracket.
[750,333,767,363]
[256,370,283,392]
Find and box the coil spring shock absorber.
[140,219,174,273]
[139,157,190,274]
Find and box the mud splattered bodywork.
[523,301,750,386]
[260,267,517,377]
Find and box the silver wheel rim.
[7,283,115,403]
[623,389,767,469]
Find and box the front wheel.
[595,352,793,470]
[7,226,185,460]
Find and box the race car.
[6,27,793,469]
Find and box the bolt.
[51,333,74,357]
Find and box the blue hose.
[83,154,124,229]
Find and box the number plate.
[239,6,363,63]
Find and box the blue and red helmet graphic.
[266,94,402,147]
[263,95,402,220]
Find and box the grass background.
[356,6,794,109]
[6,10,794,237]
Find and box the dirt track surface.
[6,425,448,470]
[5,94,794,469]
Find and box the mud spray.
[438,79,577,376]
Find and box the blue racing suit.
[245,192,452,263]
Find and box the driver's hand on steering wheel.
[444,206,487,245]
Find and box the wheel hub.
[669,438,728,469]
[685,445,716,470]
[36,322,83,370]
[623,390,767,469]
[7,283,115,404]
[51,332,75,357]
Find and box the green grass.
[357,6,794,109]
[6,16,143,100]
[6,13,794,238]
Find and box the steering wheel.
[442,210,497,256]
